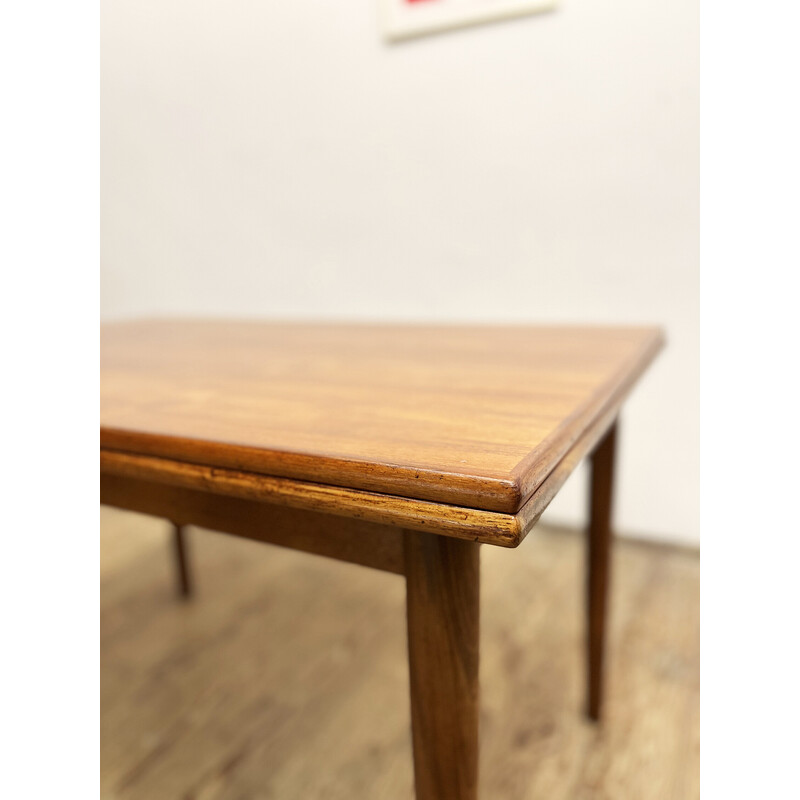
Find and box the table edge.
[100,377,633,551]
[511,326,665,503]
[100,325,664,515]
[100,448,523,546]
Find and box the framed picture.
[380,0,557,42]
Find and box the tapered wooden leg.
[172,524,193,598]
[404,531,480,800]
[586,420,617,722]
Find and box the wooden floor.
[101,508,699,800]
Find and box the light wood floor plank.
[101,508,698,800]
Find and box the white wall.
[101,0,699,545]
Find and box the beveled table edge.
[100,428,519,514]
[511,326,664,503]
[100,326,663,517]
[100,380,632,551]
[100,448,522,546]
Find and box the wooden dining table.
[100,319,663,800]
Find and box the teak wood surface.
[101,320,662,540]
[100,319,663,800]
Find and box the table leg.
[586,420,617,722]
[404,530,480,800]
[172,523,193,599]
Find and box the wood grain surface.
[100,450,522,546]
[101,510,699,800]
[586,421,617,721]
[101,472,406,574]
[100,395,625,549]
[405,531,480,800]
[171,524,192,598]
[101,320,663,514]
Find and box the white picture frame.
[380,0,557,42]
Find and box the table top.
[101,320,662,520]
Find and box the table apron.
[101,472,406,575]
